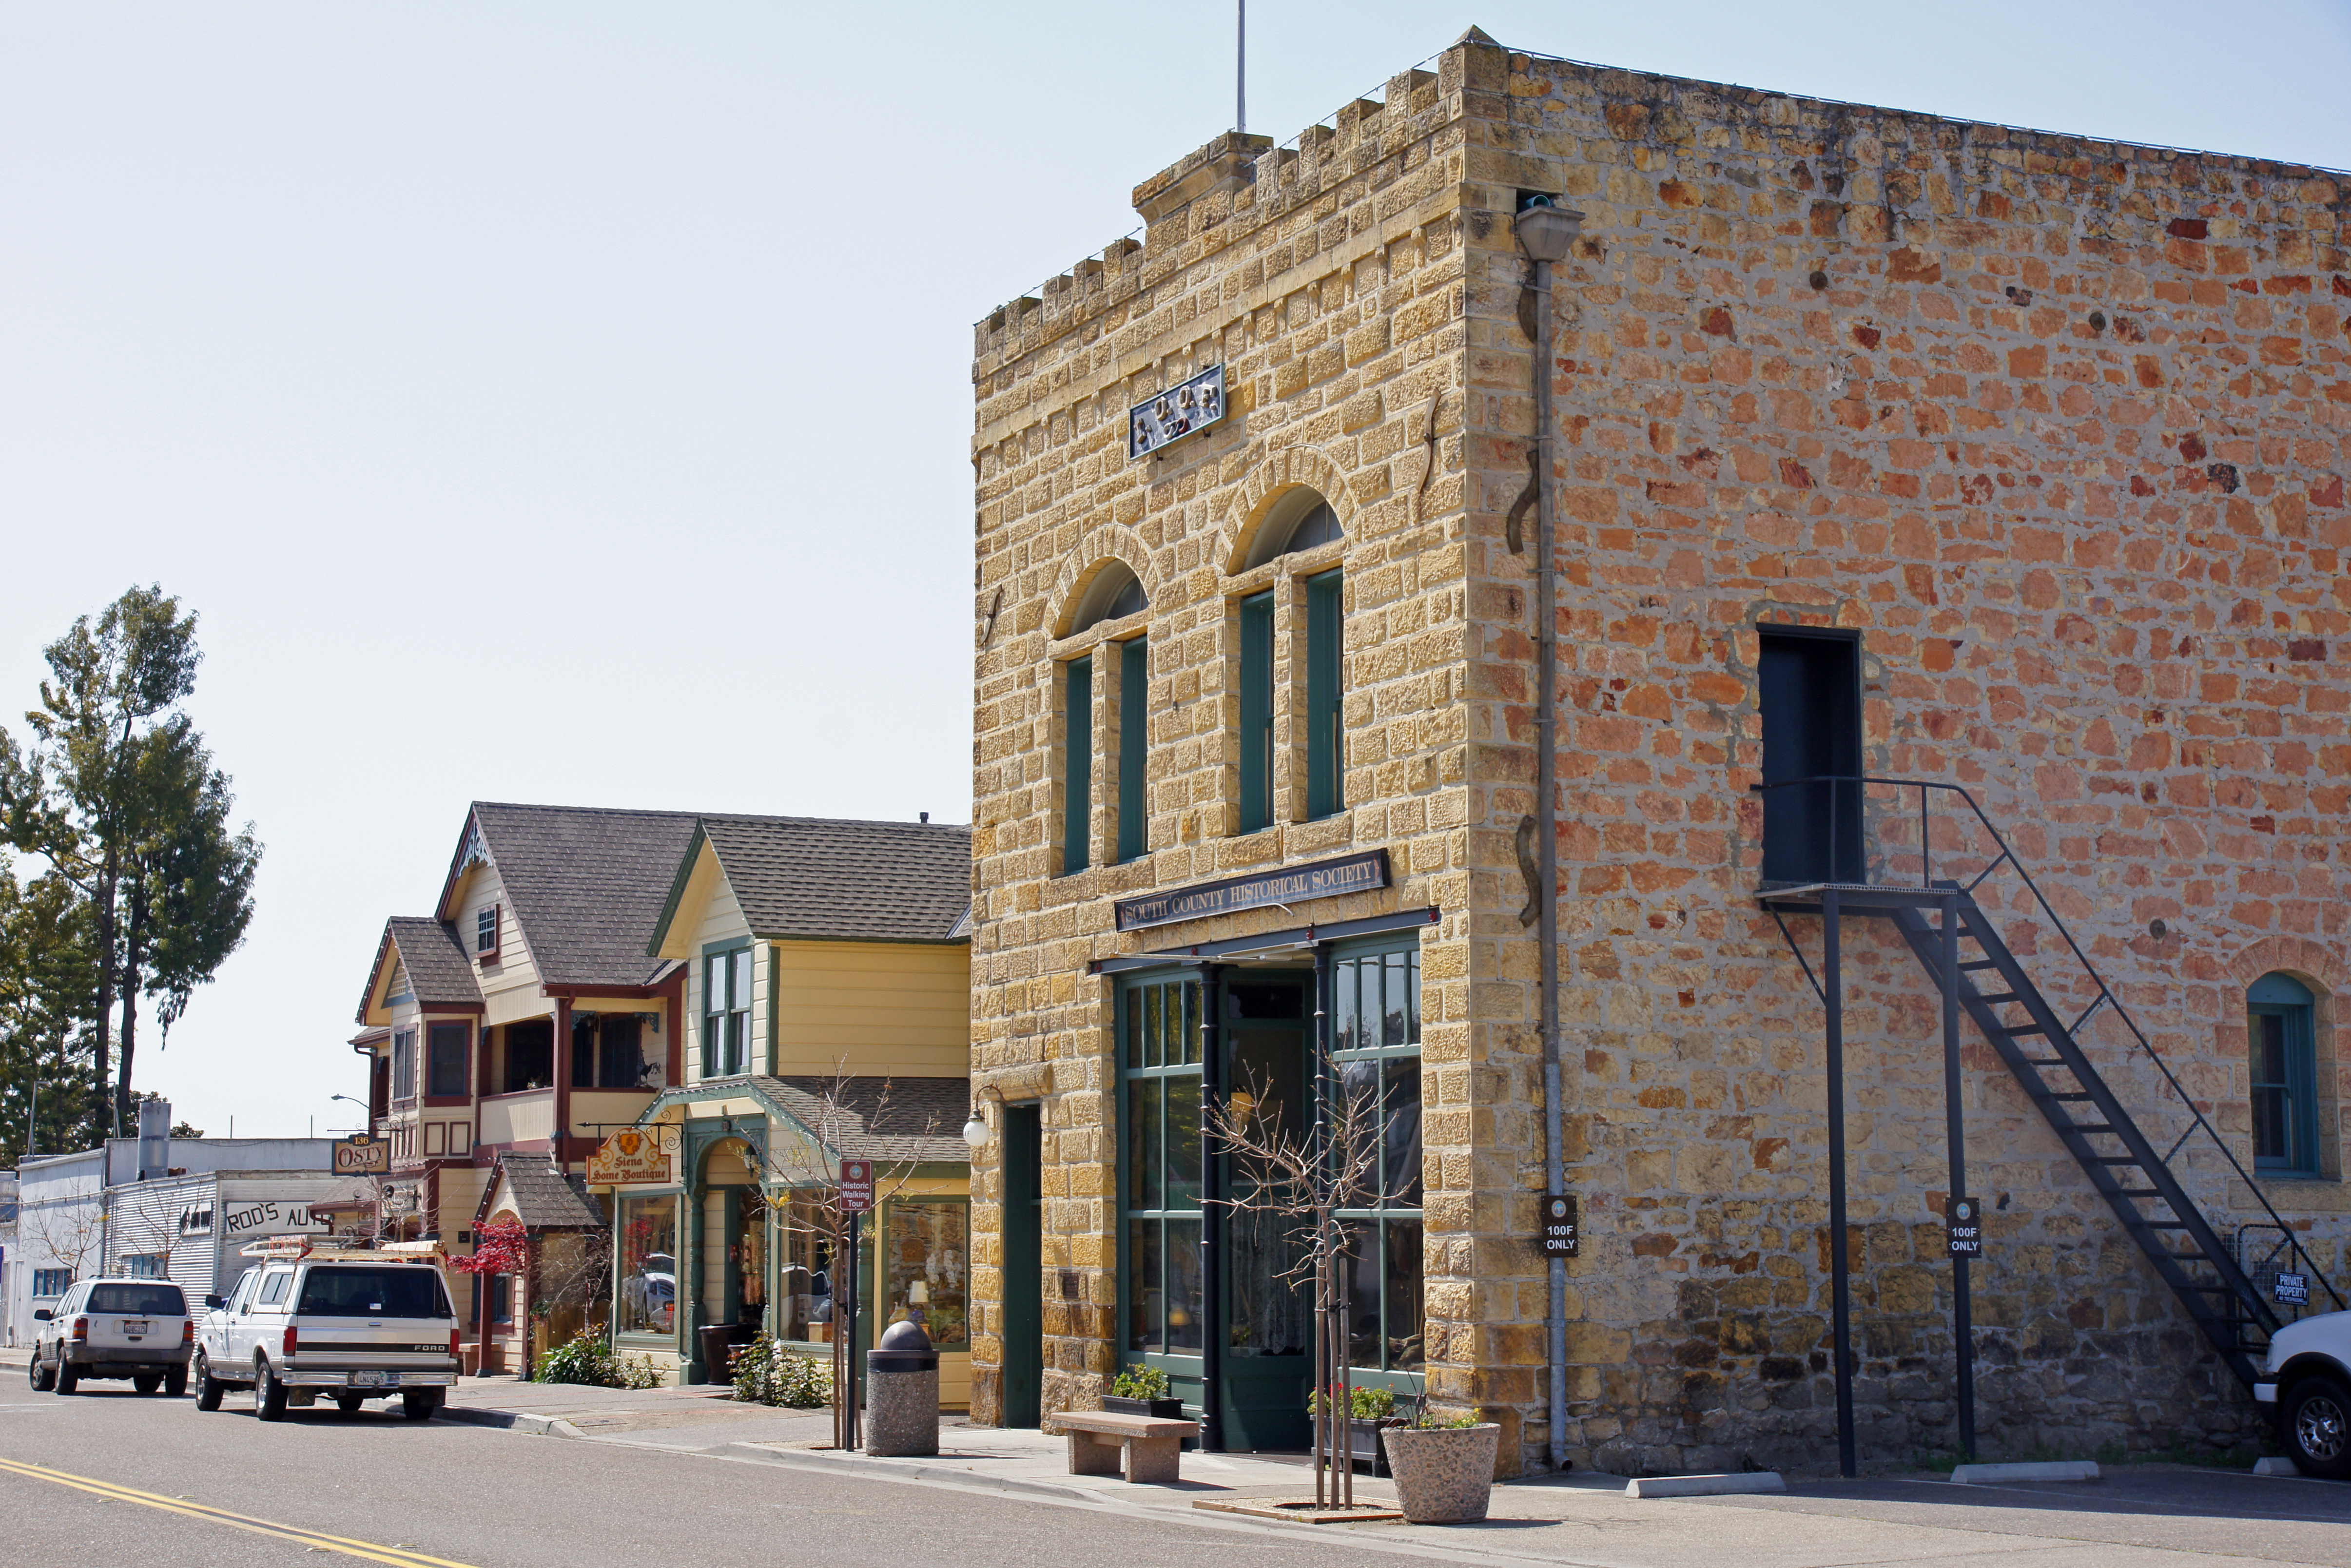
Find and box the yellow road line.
[0,1455,481,1567]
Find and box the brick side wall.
[1459,43,2351,1471]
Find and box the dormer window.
[476,905,501,965]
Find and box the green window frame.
[1119,976,1204,1359]
[2250,972,2320,1175]
[1064,655,1093,874]
[1305,570,1343,820]
[1330,942,1424,1378]
[1118,638,1148,862]
[1238,592,1274,833]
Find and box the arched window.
[1244,488,1344,571]
[1071,563,1148,635]
[2250,972,2319,1175]
[1234,488,1345,832]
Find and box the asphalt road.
[6,1376,2350,1568]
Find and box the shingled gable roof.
[441,802,706,989]
[650,815,972,952]
[473,1151,606,1230]
[355,917,482,1024]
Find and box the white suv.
[2257,1310,2351,1479]
[195,1256,460,1421]
[29,1278,193,1396]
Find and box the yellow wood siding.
[767,941,969,1078]
[685,872,752,1087]
[453,863,544,1006]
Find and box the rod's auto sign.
[220,1201,330,1239]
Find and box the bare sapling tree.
[737,1060,942,1451]
[1206,1062,1389,1510]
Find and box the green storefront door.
[1219,972,1313,1451]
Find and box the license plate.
[350,1372,391,1388]
[124,1320,151,1336]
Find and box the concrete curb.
[1624,1472,1786,1499]
[728,1443,1098,1502]
[2252,1456,2306,1478]
[1949,1461,2100,1485]
[437,1405,586,1439]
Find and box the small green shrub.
[1111,1364,1171,1400]
[731,1332,834,1409]
[534,1330,662,1390]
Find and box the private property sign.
[1114,851,1390,932]
[587,1128,674,1185]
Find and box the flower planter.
[1380,1424,1501,1524]
[1346,1416,1403,1476]
[1102,1394,1185,1419]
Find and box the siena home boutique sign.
[1115,850,1389,932]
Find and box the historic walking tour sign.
[1114,849,1390,933]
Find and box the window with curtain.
[2250,972,2320,1175]
[703,948,753,1078]
[1121,976,1204,1356]
[1332,944,1424,1376]
[1118,638,1148,862]
[1238,592,1274,832]
[1064,655,1093,874]
[427,1021,472,1098]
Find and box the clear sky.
[3,1,2346,1144]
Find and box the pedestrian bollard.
[864,1317,939,1457]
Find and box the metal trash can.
[864,1317,939,1457]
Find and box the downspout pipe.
[1515,197,1583,1474]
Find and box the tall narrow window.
[703,948,752,1078]
[2250,972,2320,1175]
[1120,977,1203,1359]
[1331,944,1423,1377]
[1238,592,1274,833]
[1119,639,1148,862]
[391,1029,418,1102]
[1305,570,1344,820]
[1064,655,1093,874]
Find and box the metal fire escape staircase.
[1757,776,2345,1390]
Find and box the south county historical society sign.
[1114,850,1389,933]
[1128,365,1225,459]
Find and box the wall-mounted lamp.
[962,1084,1006,1149]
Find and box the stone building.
[964,28,2350,1475]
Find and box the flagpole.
[1236,0,1246,133]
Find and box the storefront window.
[775,1193,838,1343]
[738,1187,767,1323]
[1122,976,1204,1354]
[1332,944,1424,1375]
[618,1194,677,1335]
[884,1200,969,1349]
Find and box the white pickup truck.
[2257,1310,2351,1479]
[194,1251,461,1421]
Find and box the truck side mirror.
[204,1295,225,1311]
[33,1309,51,1322]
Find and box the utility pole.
[1235,0,1245,134]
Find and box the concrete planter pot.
[1379,1424,1500,1524]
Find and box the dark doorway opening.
[1758,628,1864,884]
[1001,1103,1043,1427]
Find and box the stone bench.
[1053,1411,1200,1484]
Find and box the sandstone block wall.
[969,29,2351,1477]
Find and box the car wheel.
[164,1365,188,1399]
[28,1350,52,1393]
[401,1390,441,1422]
[194,1352,223,1413]
[55,1359,78,1396]
[2285,1375,2351,1481]
[254,1359,288,1422]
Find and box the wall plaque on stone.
[1128,364,1225,459]
[1114,850,1389,932]
[1946,1197,1983,1258]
